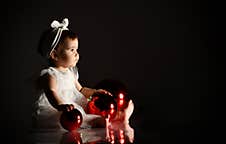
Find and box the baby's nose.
[75,53,79,58]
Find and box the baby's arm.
[40,74,74,112]
[75,80,112,99]
[74,80,95,98]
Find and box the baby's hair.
[56,30,79,50]
[37,29,79,58]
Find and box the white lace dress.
[31,67,102,130]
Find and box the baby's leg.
[82,100,134,128]
[90,116,106,128]
[82,114,106,128]
[110,99,134,125]
[124,100,134,124]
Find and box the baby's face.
[55,38,79,68]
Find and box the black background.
[0,0,224,143]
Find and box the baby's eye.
[69,48,78,53]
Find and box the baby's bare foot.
[124,100,134,124]
[125,123,134,143]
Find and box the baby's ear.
[50,50,58,61]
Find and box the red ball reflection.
[60,109,83,131]
[87,93,117,120]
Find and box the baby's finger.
[66,105,71,112]
[66,105,71,111]
[101,89,113,96]
[106,91,113,96]
[70,104,74,110]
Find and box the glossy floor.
[28,123,135,144]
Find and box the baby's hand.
[94,89,113,96]
[57,104,74,112]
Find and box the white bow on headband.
[49,18,69,57]
[51,18,69,30]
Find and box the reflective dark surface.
[29,123,135,144]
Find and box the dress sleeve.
[40,67,56,78]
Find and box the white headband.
[49,18,69,57]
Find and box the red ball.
[94,79,130,111]
[87,93,117,120]
[60,109,83,131]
